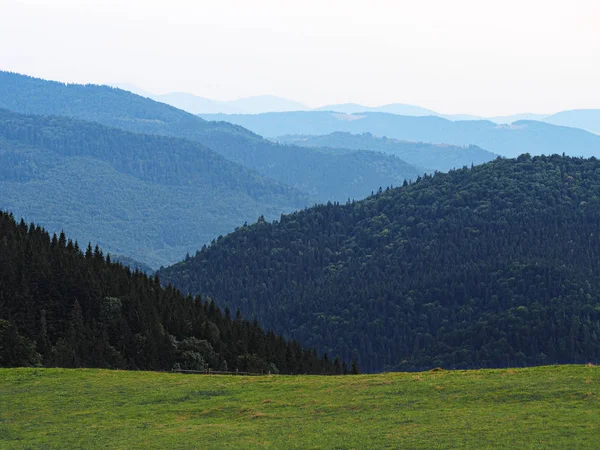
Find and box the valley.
[1,18,599,444]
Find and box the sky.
[1,0,599,116]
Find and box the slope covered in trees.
[200,111,600,158]
[0,71,423,202]
[277,132,497,172]
[0,108,307,267]
[194,130,425,201]
[160,155,600,372]
[0,211,336,374]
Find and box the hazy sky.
[2,0,599,115]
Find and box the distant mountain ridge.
[543,109,600,135]
[114,83,308,114]
[112,84,549,123]
[314,102,437,117]
[116,83,598,133]
[114,81,600,134]
[276,132,498,172]
[200,111,600,158]
[315,108,552,125]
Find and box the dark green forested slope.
[277,132,497,172]
[0,108,307,267]
[0,211,337,374]
[0,71,423,202]
[160,155,600,372]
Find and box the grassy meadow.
[0,365,598,449]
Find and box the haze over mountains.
[313,103,549,124]
[1,71,451,267]
[200,111,600,158]
[113,83,309,115]
[116,84,598,134]
[543,110,600,135]
[2,70,599,270]
[3,1,600,446]
[0,72,431,203]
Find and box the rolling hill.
[276,132,498,172]
[0,71,422,203]
[160,155,600,372]
[0,108,307,267]
[199,111,600,158]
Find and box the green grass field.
[1,365,598,449]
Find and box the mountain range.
[116,84,599,134]
[2,70,597,269]
[4,71,495,267]
[0,71,436,205]
[200,111,600,158]
[2,69,600,374]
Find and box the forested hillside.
[0,71,423,202]
[160,155,600,372]
[195,129,425,200]
[0,211,336,374]
[0,108,306,267]
[0,72,221,136]
[277,132,497,172]
[200,111,600,158]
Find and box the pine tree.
[351,358,360,375]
